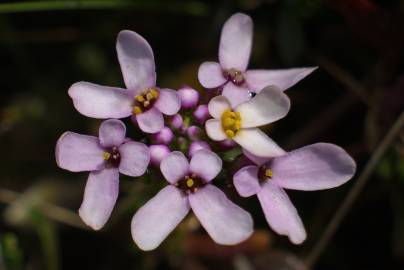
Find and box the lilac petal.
[243,148,274,166]
[149,144,170,167]
[189,185,253,245]
[233,165,261,197]
[233,128,285,157]
[236,86,290,128]
[219,13,253,71]
[79,168,119,230]
[56,132,104,172]
[205,119,227,141]
[136,107,164,134]
[131,185,190,251]
[154,88,181,116]
[190,150,222,182]
[257,182,306,244]
[68,82,133,119]
[198,62,227,88]
[208,95,231,119]
[245,67,317,92]
[160,151,189,184]
[222,83,251,108]
[99,119,126,148]
[118,141,150,177]
[272,143,356,191]
[116,30,156,93]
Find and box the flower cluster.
[56,13,356,250]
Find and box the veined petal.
[116,30,156,93]
[245,67,317,92]
[208,95,231,119]
[136,107,164,134]
[131,185,190,251]
[118,141,150,177]
[190,149,222,182]
[219,13,253,71]
[198,62,227,88]
[56,132,104,172]
[257,182,306,244]
[272,143,356,191]
[99,119,126,148]
[233,165,261,197]
[236,86,290,128]
[189,185,253,245]
[68,82,132,119]
[154,88,181,116]
[160,151,189,184]
[222,83,251,108]
[79,168,119,230]
[233,128,285,157]
[205,119,227,141]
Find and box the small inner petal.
[221,109,242,138]
[257,165,273,183]
[103,146,121,168]
[132,88,160,115]
[223,68,245,86]
[176,174,206,194]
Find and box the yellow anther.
[150,89,159,98]
[103,152,111,160]
[143,101,150,107]
[265,169,273,178]
[221,109,242,138]
[223,118,235,127]
[135,95,145,102]
[146,93,153,100]
[186,178,194,188]
[225,129,235,138]
[133,106,142,115]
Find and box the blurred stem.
[305,110,404,268]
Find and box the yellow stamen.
[133,106,142,115]
[186,178,194,188]
[103,152,111,160]
[265,169,273,178]
[135,95,145,102]
[221,109,242,138]
[225,130,235,138]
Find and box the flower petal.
[56,132,104,172]
[68,82,133,119]
[189,185,253,245]
[243,148,276,166]
[222,83,251,108]
[116,30,156,92]
[160,151,189,184]
[219,13,253,71]
[257,181,306,244]
[118,141,150,177]
[154,88,181,116]
[190,150,222,182]
[99,119,126,148]
[236,86,290,128]
[79,168,119,230]
[208,95,231,119]
[136,107,164,134]
[233,165,261,197]
[233,128,285,157]
[271,143,356,191]
[205,119,227,141]
[198,62,227,88]
[245,67,317,92]
[131,185,190,251]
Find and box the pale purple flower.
[131,150,253,251]
[188,140,211,157]
[205,86,289,157]
[55,119,150,230]
[193,104,210,125]
[198,13,317,107]
[178,85,200,109]
[151,126,174,145]
[68,30,181,133]
[233,143,356,244]
[149,144,170,167]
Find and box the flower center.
[223,68,245,85]
[175,174,206,194]
[132,87,159,115]
[102,146,121,167]
[257,165,273,183]
[221,109,241,138]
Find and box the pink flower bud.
[149,144,170,167]
[193,104,210,124]
[178,86,200,109]
[188,140,211,157]
[187,125,202,140]
[151,126,174,145]
[169,114,184,130]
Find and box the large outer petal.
[198,62,227,88]
[222,83,251,108]
[245,67,317,92]
[118,141,150,177]
[189,185,253,245]
[79,168,119,230]
[236,86,290,128]
[154,88,181,116]
[257,181,306,244]
[233,128,285,157]
[160,151,189,184]
[272,143,356,191]
[68,82,133,119]
[136,107,164,134]
[99,119,126,148]
[190,149,222,182]
[219,13,253,71]
[205,119,227,141]
[56,132,104,172]
[208,95,231,119]
[116,30,156,93]
[131,185,190,251]
[233,165,261,197]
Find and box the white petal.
[208,95,231,119]
[198,62,227,88]
[205,119,227,141]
